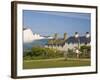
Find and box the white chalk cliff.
[23,28,34,43]
[23,28,52,43]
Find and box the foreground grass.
[23,58,90,69]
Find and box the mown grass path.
[23,58,90,69]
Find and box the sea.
[23,39,49,51]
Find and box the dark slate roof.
[46,36,90,46]
[23,28,28,30]
[66,36,90,44]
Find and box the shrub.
[80,45,91,58]
[24,47,64,60]
[67,45,91,58]
[67,49,76,58]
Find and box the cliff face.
[23,28,45,43]
[23,28,34,43]
[23,28,53,43]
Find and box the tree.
[80,45,91,58]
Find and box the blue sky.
[23,10,91,37]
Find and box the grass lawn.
[23,58,90,69]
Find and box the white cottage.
[45,32,90,51]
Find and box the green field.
[23,58,90,69]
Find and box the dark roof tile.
[66,36,90,44]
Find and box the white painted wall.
[45,43,90,52]
[0,0,100,80]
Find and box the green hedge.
[67,45,91,58]
[24,47,64,60]
[24,45,91,60]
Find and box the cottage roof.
[23,28,28,30]
[66,36,90,44]
[46,36,90,46]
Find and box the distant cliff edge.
[23,28,53,43]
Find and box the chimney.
[74,32,79,38]
[86,32,90,38]
[54,33,58,40]
[64,33,67,40]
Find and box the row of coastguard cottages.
[45,32,90,51]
